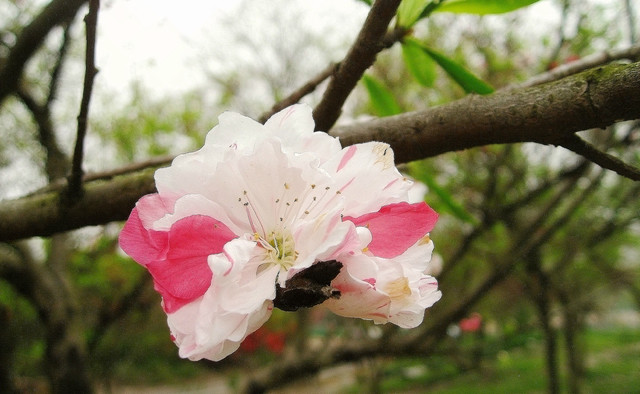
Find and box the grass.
[367,326,640,394]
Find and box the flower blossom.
[119,104,441,361]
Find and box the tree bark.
[333,62,640,163]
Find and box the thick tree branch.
[333,62,640,163]
[68,0,100,200]
[312,0,403,131]
[0,0,88,106]
[0,62,638,241]
[0,168,157,242]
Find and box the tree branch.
[557,133,640,181]
[0,0,88,106]
[259,62,338,123]
[518,44,640,88]
[67,0,100,201]
[312,0,404,131]
[16,86,69,180]
[260,22,407,125]
[0,168,157,242]
[47,20,74,105]
[333,61,640,163]
[0,62,638,241]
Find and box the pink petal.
[136,193,176,228]
[344,202,438,259]
[166,215,236,261]
[119,208,168,266]
[127,214,237,314]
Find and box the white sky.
[96,0,366,97]
[97,0,234,95]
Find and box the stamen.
[242,190,266,236]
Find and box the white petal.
[204,110,266,151]
[322,142,413,216]
[265,104,342,161]
[154,144,226,199]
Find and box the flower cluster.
[119,104,441,361]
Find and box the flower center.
[237,179,341,272]
[261,231,297,270]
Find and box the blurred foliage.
[90,85,214,166]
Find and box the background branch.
[0,0,87,105]
[16,87,69,180]
[518,44,640,88]
[557,133,640,181]
[67,0,100,200]
[47,20,74,105]
[0,168,157,242]
[259,63,338,123]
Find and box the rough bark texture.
[333,62,640,163]
[0,168,156,241]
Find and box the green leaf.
[435,0,540,15]
[408,162,478,224]
[418,0,448,20]
[356,0,373,6]
[402,38,437,87]
[420,45,494,94]
[362,74,402,117]
[397,0,431,27]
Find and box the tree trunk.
[43,234,94,394]
[525,255,560,394]
[0,304,18,394]
[45,318,94,393]
[559,293,584,394]
[6,236,95,393]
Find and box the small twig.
[516,44,640,89]
[558,133,640,181]
[27,155,173,196]
[544,0,570,71]
[259,62,338,123]
[259,21,407,126]
[68,0,100,201]
[16,87,69,180]
[625,0,637,44]
[312,0,404,132]
[47,20,74,106]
